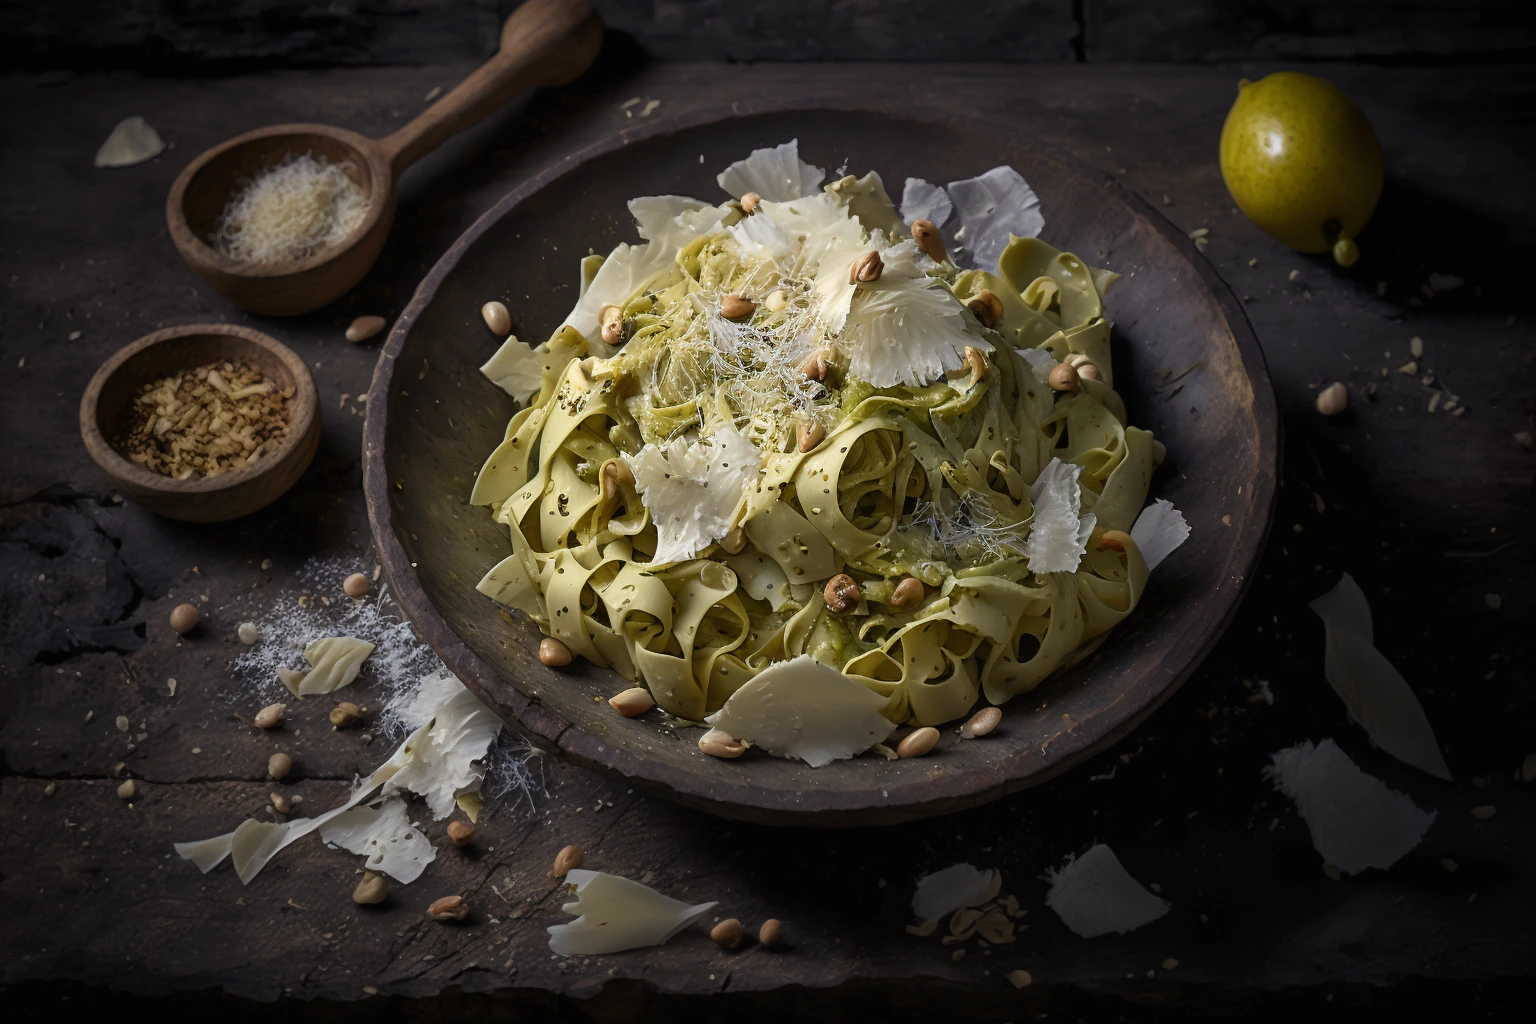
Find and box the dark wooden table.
[2,55,1532,1021]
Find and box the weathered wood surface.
[1,57,1533,1016]
[5,0,1533,70]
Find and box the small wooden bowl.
[79,324,321,522]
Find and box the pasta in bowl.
[468,140,1190,766]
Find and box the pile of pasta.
[471,150,1171,730]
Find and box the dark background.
[2,2,1533,1022]
[5,0,1534,70]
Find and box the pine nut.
[345,315,386,343]
[446,821,475,847]
[343,572,370,598]
[428,895,469,921]
[698,728,747,758]
[170,603,200,635]
[758,918,784,948]
[352,871,387,904]
[850,250,884,284]
[608,687,655,717]
[711,918,744,949]
[253,702,286,729]
[1048,362,1080,393]
[268,752,293,779]
[797,418,826,452]
[960,707,1001,738]
[720,294,756,321]
[481,301,511,335]
[719,526,747,554]
[550,844,584,876]
[912,219,946,262]
[896,726,940,758]
[890,577,925,610]
[966,290,1003,329]
[539,637,573,667]
[1316,381,1348,415]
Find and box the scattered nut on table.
[345,315,386,343]
[253,702,286,729]
[549,844,584,877]
[710,918,744,949]
[329,701,362,728]
[896,726,940,758]
[446,821,475,847]
[237,621,260,645]
[269,791,290,814]
[758,918,784,949]
[343,572,370,598]
[353,871,387,905]
[481,300,511,336]
[169,603,200,635]
[268,752,293,779]
[428,895,469,921]
[1316,381,1348,415]
[117,779,136,801]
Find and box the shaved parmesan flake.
[278,636,375,696]
[1129,499,1190,571]
[1024,458,1096,574]
[1045,844,1168,938]
[716,138,825,203]
[95,115,165,168]
[1266,739,1435,875]
[1016,346,1059,386]
[623,423,761,564]
[911,863,1001,922]
[383,683,503,819]
[176,676,498,885]
[479,334,547,402]
[1309,575,1451,780]
[729,207,796,261]
[704,655,896,767]
[548,869,717,955]
[319,796,435,883]
[899,177,954,230]
[838,239,986,388]
[946,166,1044,271]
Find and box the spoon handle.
[378,0,603,177]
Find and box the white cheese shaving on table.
[1045,843,1168,938]
[319,796,435,884]
[716,138,825,203]
[622,422,761,564]
[704,655,897,768]
[547,870,718,955]
[1309,574,1452,780]
[1023,458,1096,574]
[1265,739,1436,875]
[277,635,375,696]
[911,863,1002,922]
[95,115,165,168]
[1129,499,1191,572]
[174,675,500,885]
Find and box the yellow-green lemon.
[1219,72,1383,266]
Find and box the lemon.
[1219,72,1382,266]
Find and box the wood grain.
[363,104,1279,827]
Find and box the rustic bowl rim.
[363,100,1281,826]
[79,322,320,498]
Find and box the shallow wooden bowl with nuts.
[79,324,321,523]
[365,106,1279,827]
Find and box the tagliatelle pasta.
[470,140,1187,744]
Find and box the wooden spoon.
[166,0,603,317]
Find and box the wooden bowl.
[80,324,321,522]
[363,106,1279,826]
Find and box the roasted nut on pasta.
[798,350,830,381]
[850,250,884,284]
[601,459,634,500]
[890,577,925,610]
[824,574,861,612]
[797,418,826,453]
[966,290,1004,329]
[912,218,946,262]
[1048,362,1081,393]
[740,192,761,214]
[962,346,987,387]
[720,294,756,321]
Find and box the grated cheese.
[213,152,369,265]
